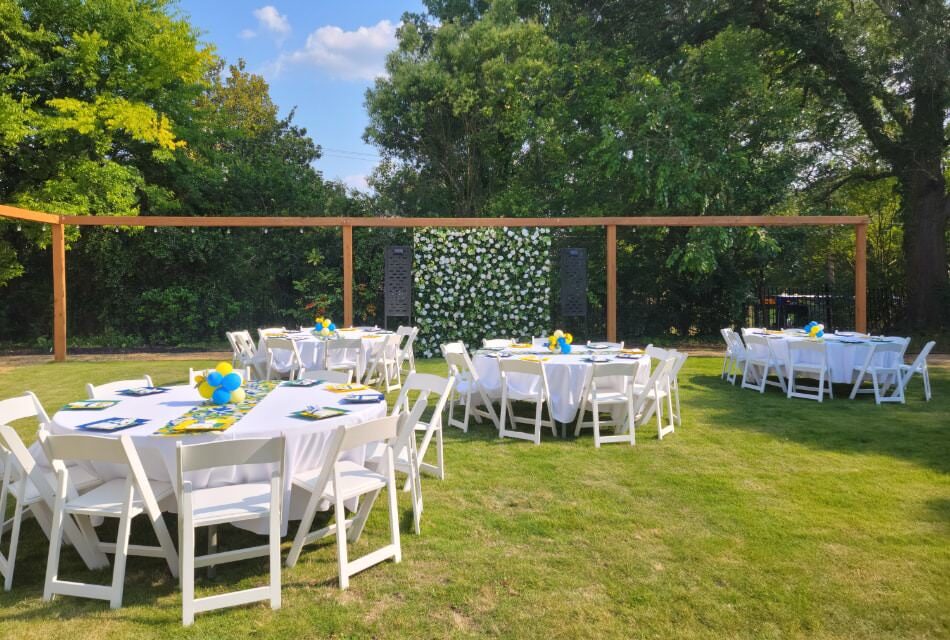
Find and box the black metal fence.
[749,286,904,332]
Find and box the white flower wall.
[413,227,552,357]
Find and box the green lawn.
[0,356,947,639]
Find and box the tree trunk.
[899,165,949,330]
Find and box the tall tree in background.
[0,0,213,285]
[574,0,949,327]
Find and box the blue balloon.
[211,387,231,404]
[221,372,242,391]
[557,336,566,345]
[562,343,571,354]
[315,322,323,331]
[816,330,824,338]
[328,323,336,331]
[206,371,223,387]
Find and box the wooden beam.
[56,214,870,228]
[855,222,867,333]
[51,223,67,362]
[0,204,61,225]
[343,224,353,327]
[606,225,617,342]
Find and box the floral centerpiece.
[313,316,337,337]
[547,329,573,354]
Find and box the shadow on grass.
[687,372,950,474]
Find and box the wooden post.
[606,225,617,342]
[52,222,67,362]
[343,223,353,327]
[855,222,867,333]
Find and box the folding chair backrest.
[499,358,546,377]
[392,393,431,453]
[907,340,936,371]
[393,373,454,418]
[789,340,826,356]
[265,336,297,353]
[340,414,400,452]
[590,361,640,380]
[669,351,689,377]
[42,432,129,465]
[741,328,764,336]
[86,376,154,399]
[301,369,352,383]
[742,334,769,357]
[177,437,284,487]
[234,330,256,355]
[482,338,512,349]
[641,355,675,391]
[258,327,286,342]
[721,328,733,348]
[645,345,672,361]
[0,425,39,478]
[728,331,747,355]
[328,338,363,351]
[0,392,49,427]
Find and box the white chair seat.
[504,389,545,402]
[65,478,173,517]
[8,478,42,506]
[632,384,668,400]
[8,464,100,508]
[294,460,387,501]
[189,483,273,526]
[586,390,629,403]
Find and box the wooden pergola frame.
[0,204,869,362]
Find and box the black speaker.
[560,247,587,318]
[384,246,412,324]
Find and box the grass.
[0,356,947,639]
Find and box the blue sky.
[177,1,426,192]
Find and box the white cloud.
[253,5,291,43]
[342,174,371,192]
[239,28,257,39]
[276,20,397,81]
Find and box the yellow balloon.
[554,330,564,339]
[229,388,246,404]
[215,361,233,376]
[320,327,330,336]
[198,381,214,399]
[565,333,573,344]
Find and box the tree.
[573,0,949,328]
[0,0,213,285]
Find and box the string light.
[263,228,269,234]
[191,228,195,234]
[16,224,21,231]
[227,228,231,235]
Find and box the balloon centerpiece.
[313,316,337,338]
[803,321,825,338]
[547,330,573,354]
[196,362,246,405]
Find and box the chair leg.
[923,366,932,401]
[533,400,543,445]
[574,395,588,437]
[434,427,444,480]
[592,400,601,448]
[334,493,349,590]
[3,501,23,591]
[43,475,68,602]
[181,517,195,626]
[673,384,682,426]
[462,392,473,433]
[387,451,401,563]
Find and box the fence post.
[52,222,67,362]
[855,222,867,333]
[343,222,353,327]
[606,225,617,342]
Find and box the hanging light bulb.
[227,228,231,235]
[153,227,158,233]
[299,228,304,234]
[264,228,269,234]
[16,224,21,231]
[191,228,195,234]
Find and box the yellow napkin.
[621,348,644,354]
[325,383,370,393]
[519,356,550,363]
[510,343,532,348]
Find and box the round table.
[472,345,651,423]
[744,331,904,383]
[259,327,394,378]
[45,382,387,533]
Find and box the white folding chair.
[231,330,262,379]
[86,375,155,399]
[41,433,179,609]
[482,338,513,349]
[443,342,500,432]
[285,415,401,589]
[633,356,677,440]
[364,334,402,392]
[574,361,640,447]
[741,335,787,393]
[498,359,556,445]
[176,437,284,626]
[871,340,936,404]
[668,350,689,425]
[257,327,287,342]
[786,340,833,402]
[391,373,454,482]
[720,328,737,379]
[0,426,107,591]
[896,341,936,402]
[367,393,430,534]
[395,326,419,376]
[849,339,909,402]
[264,336,304,381]
[726,331,749,385]
[587,340,625,350]
[325,337,364,383]
[300,369,352,384]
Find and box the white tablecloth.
[259,328,393,377]
[744,332,904,384]
[44,383,387,534]
[473,347,650,423]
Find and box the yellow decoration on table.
[229,387,246,404]
[546,329,574,353]
[197,381,214,399]
[215,362,233,376]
